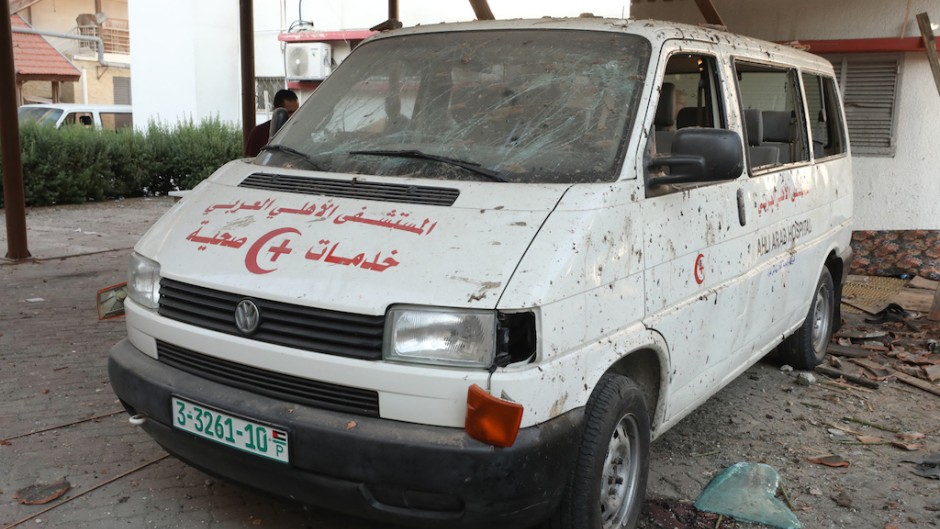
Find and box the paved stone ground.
[0,199,381,528]
[1,199,938,529]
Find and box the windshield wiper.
[259,144,325,170]
[349,149,507,182]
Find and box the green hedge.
[0,118,242,208]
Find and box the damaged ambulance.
[109,16,853,529]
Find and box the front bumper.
[108,339,582,528]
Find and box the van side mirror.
[269,107,290,139]
[647,128,744,186]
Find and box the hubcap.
[600,413,641,528]
[811,282,833,358]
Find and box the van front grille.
[157,278,385,360]
[239,173,460,206]
[157,341,380,416]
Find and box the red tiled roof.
[11,15,81,82]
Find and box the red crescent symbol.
[694,253,705,285]
[245,227,301,275]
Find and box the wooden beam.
[469,0,495,21]
[693,0,724,27]
[929,283,940,321]
[892,370,940,398]
[238,0,255,155]
[916,13,940,100]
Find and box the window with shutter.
[113,77,132,105]
[825,54,901,156]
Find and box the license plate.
[171,397,289,463]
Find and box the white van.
[109,18,852,529]
[18,103,133,130]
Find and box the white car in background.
[18,103,133,130]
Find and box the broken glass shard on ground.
[694,462,801,529]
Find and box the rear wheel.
[559,374,650,529]
[778,268,835,369]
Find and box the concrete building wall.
[130,0,629,128]
[72,58,130,104]
[129,0,239,126]
[632,0,940,232]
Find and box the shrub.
[0,118,242,208]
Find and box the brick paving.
[0,200,381,529]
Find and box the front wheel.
[558,374,650,529]
[778,267,835,369]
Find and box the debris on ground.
[807,455,850,468]
[694,463,801,529]
[13,479,70,505]
[903,453,940,480]
[831,490,853,508]
[823,275,940,399]
[642,496,744,529]
[795,372,816,386]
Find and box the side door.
[639,45,756,423]
[732,61,845,365]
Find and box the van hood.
[137,162,567,315]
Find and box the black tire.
[558,374,650,529]
[778,268,835,370]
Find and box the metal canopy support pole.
[0,0,31,259]
[469,0,495,21]
[916,12,940,100]
[239,0,256,154]
[388,0,398,22]
[693,0,725,27]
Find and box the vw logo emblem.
[234,299,261,335]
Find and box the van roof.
[368,17,833,73]
[19,103,132,112]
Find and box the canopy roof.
[11,14,80,82]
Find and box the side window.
[801,72,847,159]
[734,61,810,172]
[100,112,134,131]
[649,53,726,157]
[646,53,730,194]
[62,112,94,127]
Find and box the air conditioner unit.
[285,42,332,81]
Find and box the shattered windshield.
[257,30,650,183]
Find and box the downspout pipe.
[11,26,130,69]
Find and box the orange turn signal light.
[465,384,524,448]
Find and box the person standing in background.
[245,89,300,157]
